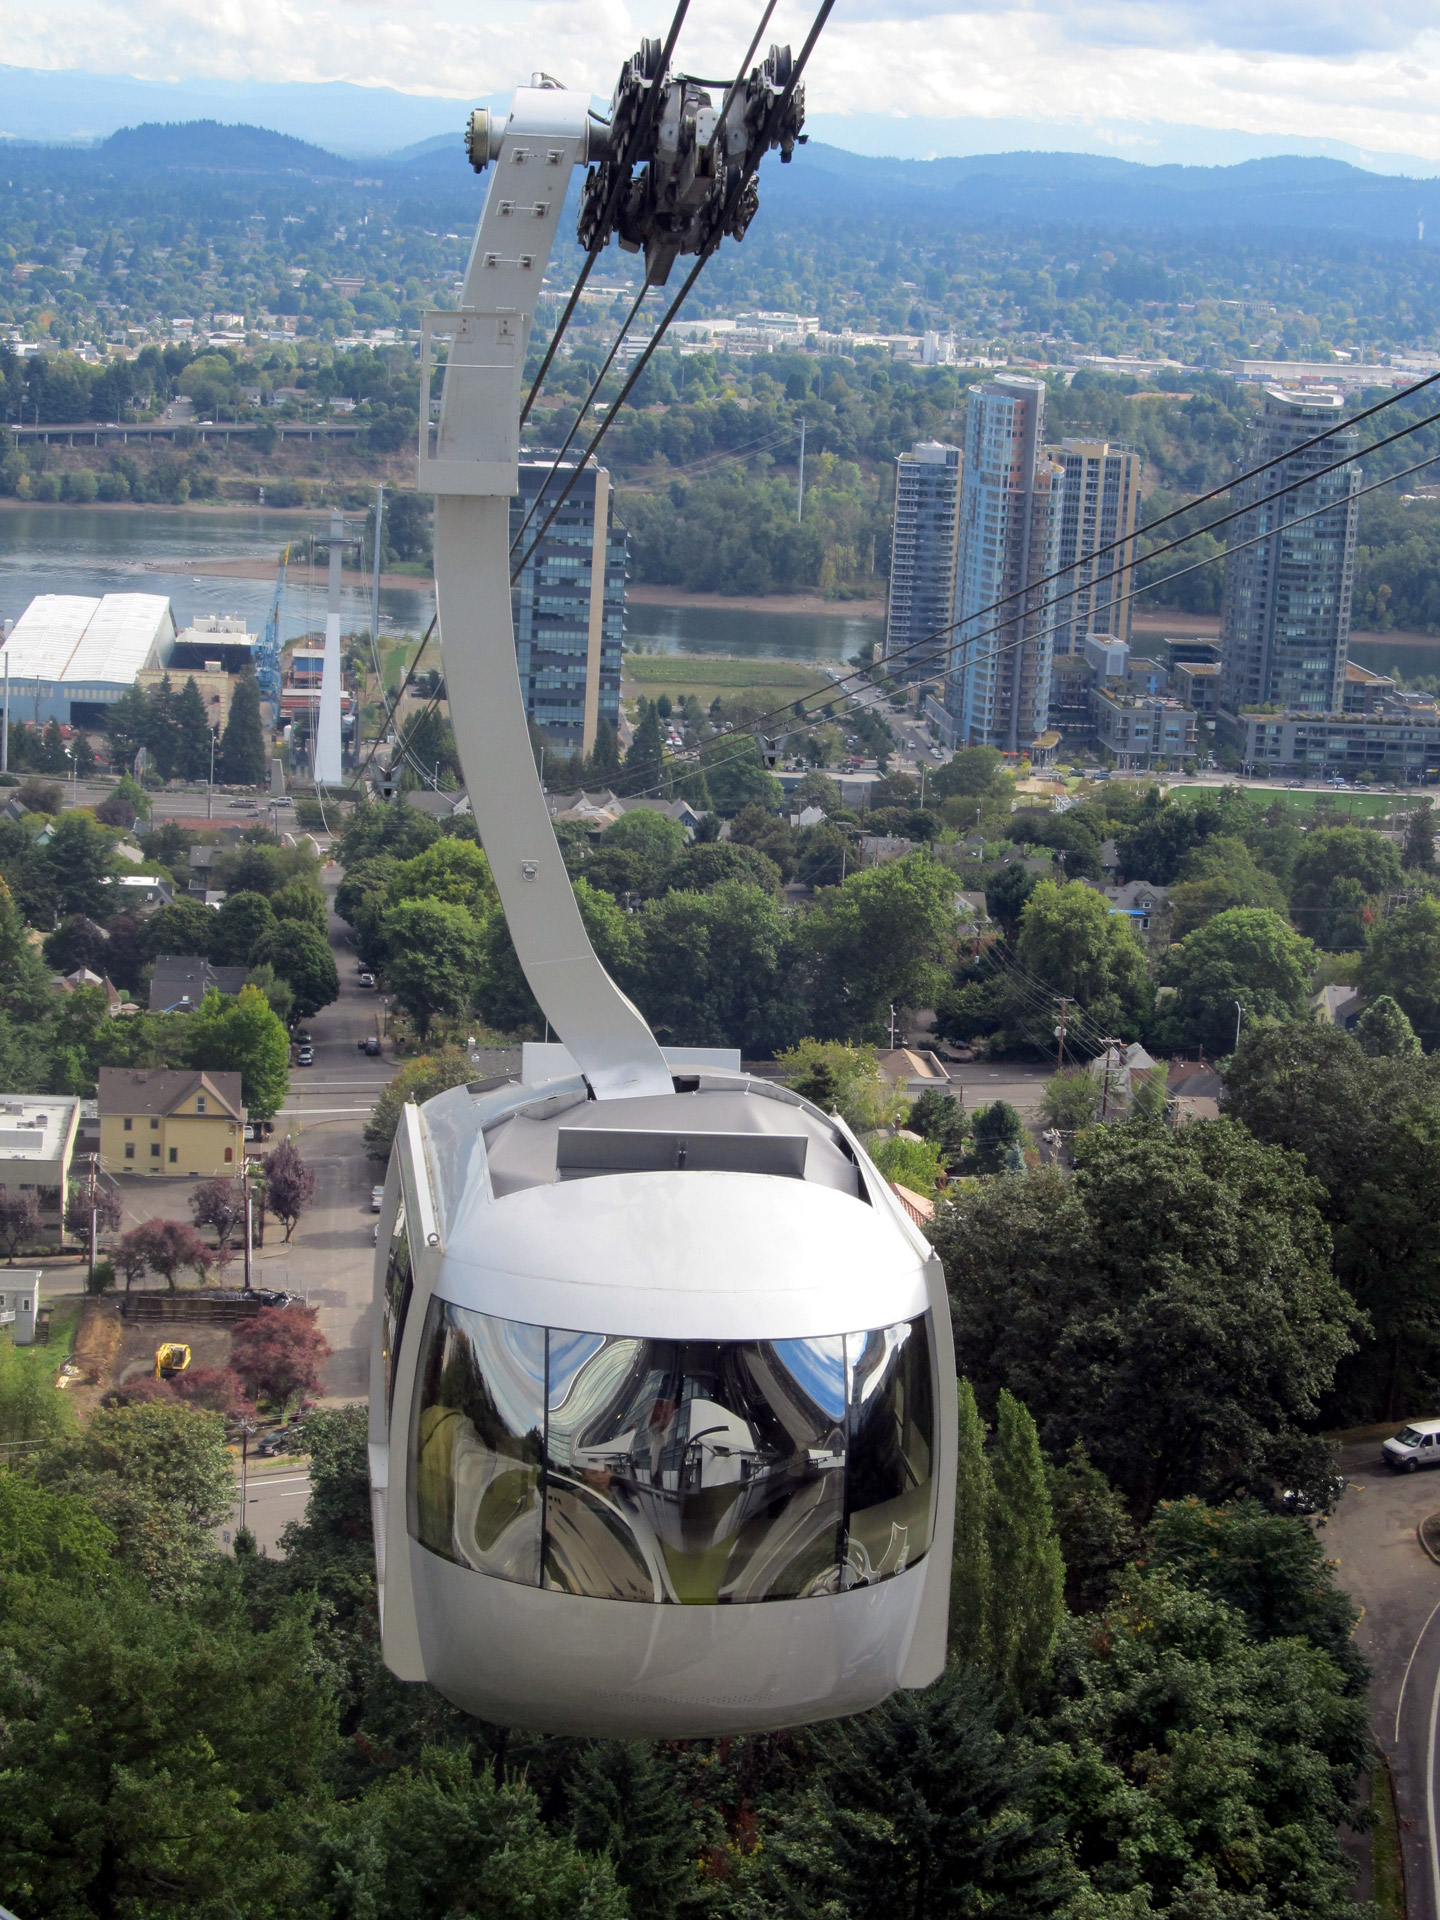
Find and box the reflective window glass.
[380,1199,412,1420]
[543,1333,848,1605]
[844,1318,935,1587]
[409,1299,545,1584]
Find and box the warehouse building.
[0,593,176,727]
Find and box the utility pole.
[85,1152,99,1288]
[1,647,8,775]
[888,1003,898,1050]
[207,725,216,821]
[797,417,806,523]
[919,762,926,808]
[1098,1037,1122,1121]
[370,483,385,656]
[1234,999,1243,1054]
[1054,997,1072,1073]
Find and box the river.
[0,505,886,663]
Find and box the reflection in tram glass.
[410,1300,545,1582]
[408,1310,934,1605]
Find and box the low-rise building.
[1342,662,1398,714]
[97,1068,246,1176]
[147,956,248,1012]
[1232,707,1440,778]
[0,1096,82,1239]
[0,1274,40,1345]
[1091,686,1198,769]
[1173,661,1221,714]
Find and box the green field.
[622,654,830,710]
[1168,784,1418,821]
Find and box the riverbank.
[627,582,885,619]
[144,555,431,592]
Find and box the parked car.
[240,1287,292,1308]
[255,1423,305,1457]
[1382,1419,1440,1471]
[297,1044,314,1066]
[358,972,376,988]
[370,1184,385,1212]
[361,1036,382,1056]
[242,1120,275,1142]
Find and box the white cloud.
[4,0,1440,161]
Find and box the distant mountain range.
[46,122,1440,244]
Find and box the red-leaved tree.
[124,1219,214,1292]
[0,1192,41,1265]
[171,1367,253,1417]
[112,1228,152,1292]
[262,1141,315,1244]
[229,1305,331,1409]
[64,1182,123,1264]
[189,1177,246,1250]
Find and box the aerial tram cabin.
[367,51,958,1738]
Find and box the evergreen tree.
[567,1743,697,1920]
[951,1378,993,1668]
[1354,992,1422,1058]
[173,676,215,783]
[1403,797,1436,872]
[988,1389,1065,1708]
[623,699,664,796]
[38,718,70,775]
[218,668,267,787]
[146,674,179,780]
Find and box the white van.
[1382,1419,1440,1471]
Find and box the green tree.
[1038,1067,1102,1133]
[567,1743,698,1920]
[388,837,498,916]
[1403,797,1437,872]
[1014,880,1149,1033]
[312,1747,628,1920]
[781,1668,1067,1920]
[1290,823,1401,950]
[185,983,291,1120]
[1359,896,1440,1047]
[727,803,797,881]
[364,1047,475,1159]
[0,1472,112,1585]
[1167,833,1288,938]
[245,961,295,1025]
[476,882,636,1036]
[623,699,664,796]
[775,1037,904,1131]
[698,733,782,816]
[933,1120,1359,1515]
[269,879,328,933]
[217,667,267,786]
[968,1099,1027,1174]
[173,674,216,782]
[983,862,1037,939]
[382,898,485,1037]
[210,889,278,968]
[256,919,339,1020]
[930,745,1008,800]
[1044,1443,1136,1614]
[908,1086,969,1165]
[870,1132,945,1194]
[595,809,686,891]
[803,852,956,1039]
[951,1378,992,1666]
[32,1400,235,1598]
[1355,991,1422,1057]
[988,1389,1065,1707]
[141,897,216,965]
[664,840,782,895]
[1157,906,1316,1056]
[0,1334,74,1444]
[45,811,118,921]
[635,881,804,1054]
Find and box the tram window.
[843,1318,935,1587]
[542,1332,847,1604]
[409,1300,546,1584]
[381,1200,412,1420]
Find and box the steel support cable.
[621,435,1440,807]
[511,277,655,558]
[509,0,838,587]
[666,393,1440,765]
[343,618,437,798]
[701,0,779,160]
[519,0,694,428]
[982,950,1113,1055]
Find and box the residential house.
[51,967,126,1014]
[877,1048,953,1096]
[109,874,175,910]
[1166,1059,1224,1126]
[1089,1041,1157,1115]
[0,1096,82,1241]
[147,956,248,1012]
[97,1067,246,1176]
[1312,983,1361,1030]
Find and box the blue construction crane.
[254,545,287,710]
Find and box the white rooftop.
[3,593,174,686]
[0,1095,80,1163]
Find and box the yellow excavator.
[154,1342,191,1381]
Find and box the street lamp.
[1234,999,1244,1054]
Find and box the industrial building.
[0,593,175,728]
[510,460,625,756]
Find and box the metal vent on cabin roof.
[556,1127,808,1180]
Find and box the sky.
[1,0,1439,170]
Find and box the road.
[230,1460,313,1556]
[945,1061,1054,1115]
[1327,1442,1440,1920]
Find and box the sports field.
[622,654,830,711]
[1168,784,1418,821]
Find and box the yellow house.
[97,1068,247,1178]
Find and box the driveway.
[1328,1441,1440,1920]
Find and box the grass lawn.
[622,654,830,711]
[1168,785,1417,821]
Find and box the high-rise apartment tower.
[884,441,960,682]
[1049,441,1143,658]
[1220,389,1361,715]
[942,377,1063,753]
[509,461,626,756]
